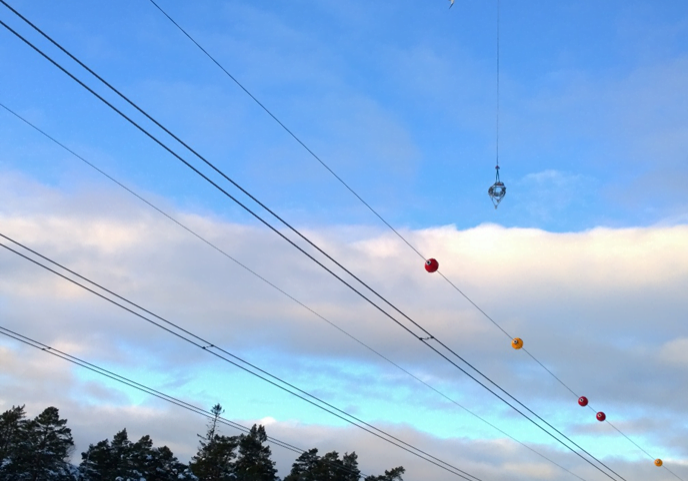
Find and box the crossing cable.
[0,325,373,480]
[0,235,483,481]
[145,1,679,472]
[0,10,628,481]
[0,101,589,481]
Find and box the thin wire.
[0,102,590,481]
[0,237,482,481]
[437,272,510,337]
[146,0,426,260]
[0,13,628,480]
[496,0,500,168]
[665,466,687,481]
[0,325,368,479]
[604,422,653,458]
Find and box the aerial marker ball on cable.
[596,412,606,422]
[578,396,588,407]
[511,338,523,349]
[425,258,439,273]
[655,459,663,467]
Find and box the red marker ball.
[578,396,588,407]
[425,258,439,273]
[596,412,606,422]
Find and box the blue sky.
[2,0,686,231]
[1,1,687,480]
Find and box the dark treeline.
[0,403,404,481]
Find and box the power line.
[0,101,589,481]
[0,8,628,480]
[0,324,369,480]
[0,235,483,481]
[145,1,679,473]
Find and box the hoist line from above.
[0,101,590,481]
[0,237,483,481]
[0,10,630,480]
[488,0,506,210]
[496,0,501,170]
[144,3,674,470]
[0,326,362,475]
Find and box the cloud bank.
[0,173,686,480]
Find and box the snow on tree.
[80,428,194,481]
[0,406,74,481]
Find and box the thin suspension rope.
[496,0,500,169]
[0,14,628,480]
[144,2,675,472]
[0,325,369,479]
[0,102,589,481]
[0,239,481,481]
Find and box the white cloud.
[658,338,688,367]
[0,176,687,479]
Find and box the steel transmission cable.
[0,101,588,481]
[0,9,628,481]
[0,325,372,480]
[0,238,482,481]
[145,0,677,472]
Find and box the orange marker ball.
[511,337,523,349]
